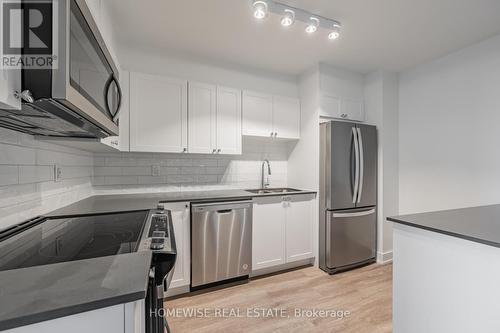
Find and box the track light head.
[252,0,268,19]
[280,9,295,27]
[305,17,319,34]
[328,23,341,40]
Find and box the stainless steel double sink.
[245,188,301,195]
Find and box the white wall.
[365,71,399,260]
[0,128,94,229]
[399,33,500,214]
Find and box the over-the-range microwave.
[0,0,121,138]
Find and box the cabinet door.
[242,91,273,137]
[0,68,20,110]
[341,99,365,122]
[164,202,191,290]
[216,86,242,155]
[285,195,315,263]
[188,82,216,154]
[252,197,286,270]
[319,93,341,119]
[129,72,187,153]
[273,96,300,139]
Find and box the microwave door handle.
[112,75,122,123]
[104,74,122,122]
[104,74,114,119]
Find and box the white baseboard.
[377,250,393,263]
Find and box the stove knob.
[157,203,165,211]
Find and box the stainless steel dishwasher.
[191,201,252,289]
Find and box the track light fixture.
[305,17,319,34]
[252,0,268,20]
[250,0,342,41]
[328,24,341,40]
[280,9,295,27]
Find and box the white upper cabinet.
[319,93,341,119]
[216,86,242,155]
[188,82,242,155]
[320,94,365,122]
[242,90,300,139]
[0,68,20,110]
[129,72,187,153]
[188,82,216,154]
[242,91,273,137]
[273,96,300,139]
[341,98,365,122]
[319,67,365,122]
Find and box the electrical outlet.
[54,165,62,182]
[151,165,160,177]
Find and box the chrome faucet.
[261,160,272,189]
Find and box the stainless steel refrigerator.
[319,121,377,274]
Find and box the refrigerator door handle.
[332,208,376,218]
[356,127,364,204]
[352,127,360,204]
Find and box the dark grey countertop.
[388,204,500,248]
[0,251,152,331]
[47,189,317,218]
[1,188,316,330]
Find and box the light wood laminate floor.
[164,263,392,333]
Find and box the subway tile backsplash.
[93,137,292,193]
[0,130,293,229]
[0,128,94,229]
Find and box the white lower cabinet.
[4,302,143,333]
[164,202,191,295]
[252,194,315,272]
[252,197,287,270]
[285,196,315,262]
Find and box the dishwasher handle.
[192,201,252,213]
[216,209,233,214]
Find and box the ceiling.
[106,0,500,75]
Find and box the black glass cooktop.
[0,211,149,272]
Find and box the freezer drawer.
[191,201,252,288]
[326,207,376,270]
